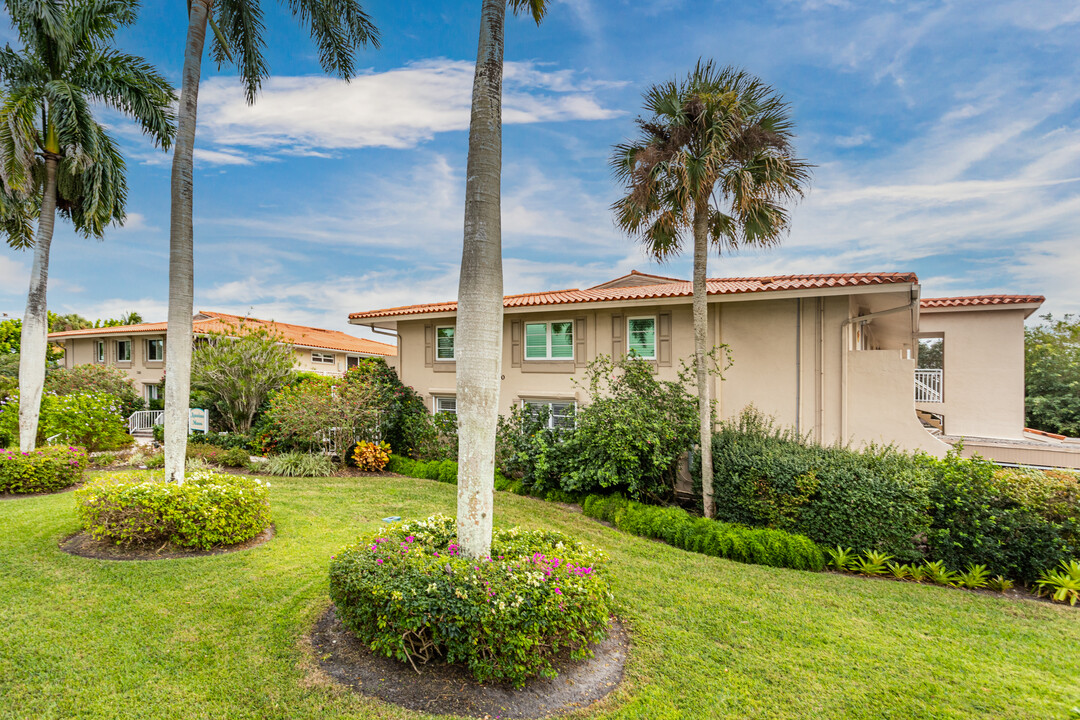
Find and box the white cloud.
[0,254,27,295]
[196,59,621,154]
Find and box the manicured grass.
[1,473,1077,720]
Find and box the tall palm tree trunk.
[164,0,211,484]
[692,198,714,518]
[456,0,506,559]
[17,154,59,452]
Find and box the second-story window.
[627,317,657,359]
[147,338,163,362]
[116,340,131,362]
[312,352,335,365]
[525,321,573,360]
[436,327,455,361]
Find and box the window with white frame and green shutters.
[524,400,575,429]
[627,317,656,359]
[524,321,573,360]
[436,327,455,360]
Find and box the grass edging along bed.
[582,494,826,572]
[386,454,824,573]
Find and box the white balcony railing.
[915,369,943,403]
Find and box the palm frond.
[0,179,40,248]
[508,0,547,25]
[0,85,42,191]
[73,49,177,148]
[213,0,268,104]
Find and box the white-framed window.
[523,399,576,429]
[436,326,455,361]
[146,338,163,362]
[627,316,657,359]
[116,340,131,362]
[434,396,457,415]
[95,340,105,363]
[524,321,573,360]
[312,351,335,365]
[145,383,161,401]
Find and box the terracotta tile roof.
[48,311,396,357]
[349,272,919,320]
[920,295,1045,309]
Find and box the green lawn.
[1,474,1077,720]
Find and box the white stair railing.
[914,369,943,403]
[128,409,164,434]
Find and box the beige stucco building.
[49,310,396,404]
[350,270,1042,456]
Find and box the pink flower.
[554,587,562,595]
[376,558,384,565]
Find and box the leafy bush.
[0,392,132,452]
[188,432,253,451]
[187,443,251,468]
[923,452,1078,583]
[261,376,379,458]
[75,470,272,549]
[582,494,825,572]
[496,403,576,495]
[44,364,144,417]
[711,408,930,560]
[329,515,612,687]
[262,451,334,477]
[1036,559,1080,605]
[152,424,164,443]
[0,445,87,493]
[387,454,512,489]
[351,441,390,471]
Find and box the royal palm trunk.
[692,198,714,518]
[17,154,59,452]
[164,0,212,484]
[456,0,507,559]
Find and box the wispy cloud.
[195,59,621,156]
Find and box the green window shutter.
[525,323,548,359]
[628,318,656,359]
[436,327,455,360]
[550,322,573,359]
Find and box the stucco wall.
[847,350,948,455]
[915,308,1027,439]
[66,335,166,398]
[392,289,946,455]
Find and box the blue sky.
[2,0,1079,338]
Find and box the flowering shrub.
[0,445,87,493]
[0,391,131,452]
[74,470,272,549]
[351,440,391,471]
[329,515,613,687]
[44,364,144,417]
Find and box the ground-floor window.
[434,396,457,415]
[523,399,575,429]
[312,351,335,365]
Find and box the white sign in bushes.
[189,408,208,434]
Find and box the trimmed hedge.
[74,470,272,549]
[0,445,87,493]
[583,494,825,572]
[711,410,930,560]
[386,454,513,488]
[329,515,612,687]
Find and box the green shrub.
[74,470,272,549]
[44,364,144,417]
[582,493,825,572]
[1036,559,1080,605]
[0,445,87,493]
[923,452,1078,583]
[386,454,511,488]
[0,392,132,452]
[187,443,251,468]
[262,451,334,477]
[188,432,253,451]
[711,409,930,560]
[329,515,612,687]
[152,424,164,443]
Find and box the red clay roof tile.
[920,295,1045,309]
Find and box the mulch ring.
[0,483,82,500]
[59,524,275,561]
[307,605,629,719]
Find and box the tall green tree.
[611,61,811,517]
[456,0,546,559]
[1026,314,1080,437]
[164,0,379,484]
[0,0,175,452]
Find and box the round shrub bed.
[329,515,614,687]
[0,446,87,494]
[74,470,272,550]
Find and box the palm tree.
[0,0,175,452]
[164,1,379,484]
[611,61,811,518]
[456,0,546,559]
